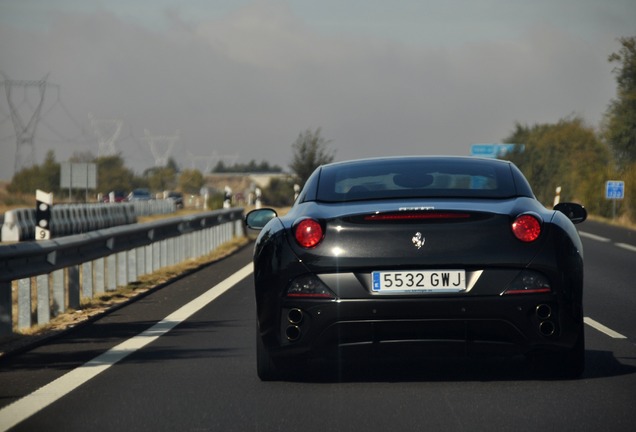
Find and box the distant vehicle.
[127,188,152,201]
[246,156,587,381]
[166,191,184,209]
[103,190,127,203]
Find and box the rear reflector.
[502,270,551,295]
[286,275,336,299]
[503,288,551,295]
[286,293,334,298]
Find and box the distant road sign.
[60,162,97,189]
[605,180,625,200]
[470,144,522,158]
[471,144,496,157]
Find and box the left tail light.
[293,218,324,248]
[512,214,541,242]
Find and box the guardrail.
[0,208,244,336]
[1,201,177,242]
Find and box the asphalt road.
[0,221,635,432]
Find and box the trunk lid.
[287,198,548,272]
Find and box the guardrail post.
[211,226,218,251]
[128,249,137,283]
[166,238,175,267]
[193,231,200,259]
[106,255,116,291]
[152,242,160,272]
[0,282,12,336]
[52,269,64,316]
[116,252,127,287]
[160,240,168,268]
[179,235,185,262]
[190,232,197,259]
[17,278,32,329]
[135,247,144,281]
[37,274,50,324]
[145,244,153,274]
[68,265,80,310]
[94,258,105,295]
[208,226,214,254]
[83,261,94,298]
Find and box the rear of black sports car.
[247,157,586,380]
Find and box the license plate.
[372,270,466,294]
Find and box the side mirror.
[554,202,587,224]
[245,208,277,230]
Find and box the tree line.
[504,36,635,221]
[4,128,333,208]
[7,153,206,200]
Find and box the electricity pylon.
[144,129,179,167]
[1,72,49,173]
[187,150,220,173]
[186,151,240,173]
[88,113,123,157]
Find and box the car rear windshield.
[316,158,517,202]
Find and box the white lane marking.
[0,263,253,432]
[616,243,636,253]
[579,231,611,242]
[579,231,636,252]
[584,317,627,339]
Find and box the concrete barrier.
[1,209,36,242]
[1,202,146,242]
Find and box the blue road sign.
[605,180,625,199]
[470,144,497,157]
[470,144,523,158]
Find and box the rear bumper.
[262,295,582,361]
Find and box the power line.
[0,72,95,174]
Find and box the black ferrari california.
[246,156,587,380]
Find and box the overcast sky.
[0,0,634,180]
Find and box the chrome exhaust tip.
[539,321,556,336]
[288,308,304,325]
[536,304,552,320]
[286,325,301,341]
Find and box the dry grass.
[588,213,636,231]
[0,185,31,214]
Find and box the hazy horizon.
[1,0,634,180]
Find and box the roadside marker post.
[35,189,53,240]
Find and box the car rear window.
[316,158,517,202]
